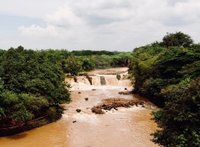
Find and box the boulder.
[76,109,81,113]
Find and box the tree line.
[62,52,131,75]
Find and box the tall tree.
[163,32,193,48]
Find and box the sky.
[0,0,200,51]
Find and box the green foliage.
[62,56,83,75]
[129,46,166,101]
[162,32,193,48]
[153,78,200,147]
[62,51,131,75]
[0,91,49,126]
[46,106,63,121]
[0,46,70,127]
[111,52,131,67]
[92,55,113,69]
[129,32,200,146]
[71,50,118,56]
[81,58,95,71]
[130,44,200,105]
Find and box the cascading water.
[71,75,123,86]
[100,76,106,85]
[0,67,157,147]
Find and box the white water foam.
[62,113,99,124]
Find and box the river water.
[0,68,158,147]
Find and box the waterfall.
[65,69,131,87]
[68,75,123,86]
[100,76,106,85]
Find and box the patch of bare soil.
[91,98,145,114]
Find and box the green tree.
[153,78,200,147]
[129,33,200,146]
[162,32,193,48]
[81,58,95,71]
[0,46,70,128]
[62,56,83,75]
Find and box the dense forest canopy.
[129,32,200,146]
[0,47,70,129]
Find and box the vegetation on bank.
[0,47,70,134]
[62,51,131,75]
[129,32,200,146]
[0,46,131,135]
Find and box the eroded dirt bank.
[0,67,158,147]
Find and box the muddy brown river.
[0,68,158,147]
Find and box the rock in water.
[76,109,81,113]
[116,74,121,80]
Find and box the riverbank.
[0,106,63,137]
[0,67,158,147]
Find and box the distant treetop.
[162,32,193,48]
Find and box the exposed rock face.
[86,75,93,85]
[91,98,145,114]
[116,74,121,80]
[91,107,104,114]
[74,76,78,83]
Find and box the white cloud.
[1,0,200,50]
[0,0,64,18]
[45,6,85,27]
[19,25,59,37]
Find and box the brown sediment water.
[0,120,69,147]
[0,67,158,147]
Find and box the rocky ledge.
[91,98,145,114]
